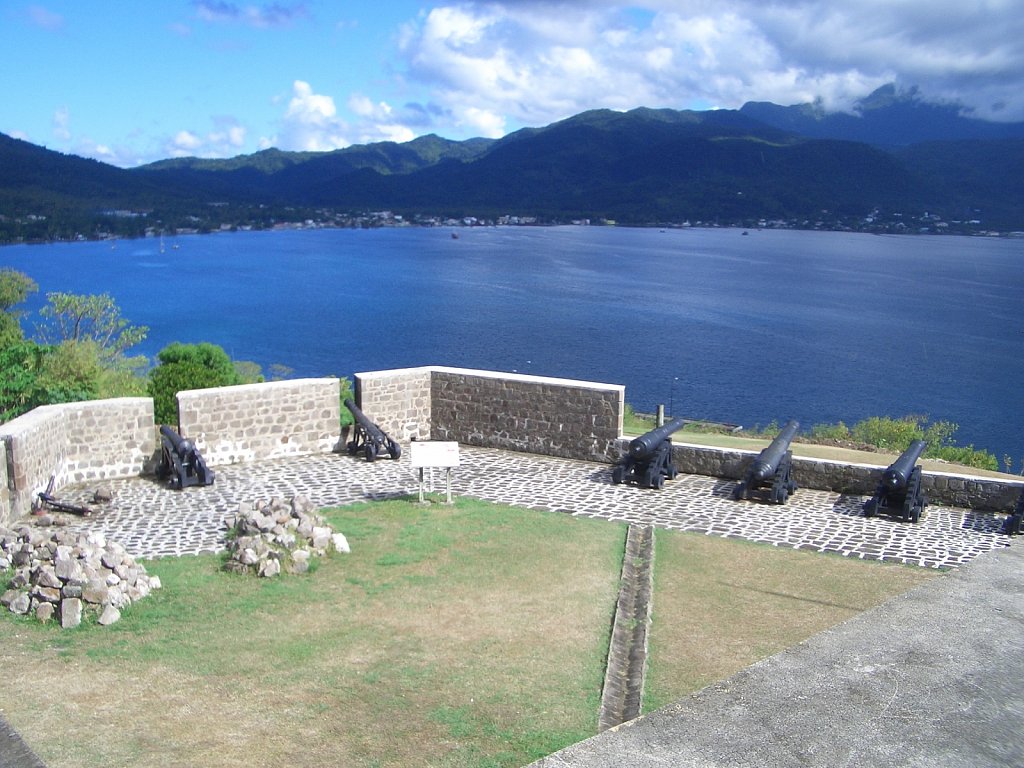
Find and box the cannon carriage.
[732,419,799,504]
[344,398,401,462]
[863,439,928,523]
[1003,488,1024,535]
[157,425,215,489]
[612,417,686,489]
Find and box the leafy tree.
[233,360,265,384]
[339,376,355,428]
[36,292,148,363]
[148,342,242,425]
[0,313,24,348]
[0,269,38,347]
[0,269,38,312]
[0,340,108,421]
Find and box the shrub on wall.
[148,342,242,425]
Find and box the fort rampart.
[0,398,155,522]
[176,378,341,467]
[355,366,624,462]
[1,368,1019,525]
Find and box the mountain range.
[2,85,1023,242]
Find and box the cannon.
[1001,487,1024,535]
[344,399,401,462]
[864,439,927,523]
[732,419,799,503]
[157,425,215,489]
[612,417,686,489]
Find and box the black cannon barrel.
[628,417,688,458]
[882,439,928,490]
[159,425,190,454]
[344,399,387,442]
[750,420,800,482]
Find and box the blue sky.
[4,1,1023,167]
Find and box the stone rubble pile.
[0,525,161,628]
[223,495,350,577]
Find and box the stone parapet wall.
[648,440,1023,512]
[176,378,341,466]
[354,367,433,441]
[0,398,155,525]
[354,367,625,462]
[431,368,623,461]
[0,440,9,525]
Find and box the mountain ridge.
[2,85,1023,242]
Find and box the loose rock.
[0,524,160,627]
[223,495,349,577]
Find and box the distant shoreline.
[5,219,1023,250]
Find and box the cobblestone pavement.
[47,447,1012,568]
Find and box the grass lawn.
[644,531,939,712]
[0,498,626,768]
[0,498,940,767]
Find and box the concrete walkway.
[531,541,1024,768]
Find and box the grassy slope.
[0,499,625,768]
[0,498,943,767]
[644,531,937,713]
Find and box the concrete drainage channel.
[599,524,656,732]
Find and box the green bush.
[849,416,924,450]
[148,342,242,425]
[931,445,999,471]
[810,421,851,441]
[339,376,355,427]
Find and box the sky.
[3,1,1023,167]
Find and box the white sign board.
[410,441,461,468]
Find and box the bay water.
[3,226,1023,463]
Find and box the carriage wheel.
[365,444,377,462]
[612,465,626,485]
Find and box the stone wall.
[0,439,10,526]
[431,368,623,462]
[353,367,433,441]
[176,378,342,466]
[355,366,624,463]
[654,439,1024,512]
[0,398,155,525]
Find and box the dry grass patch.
[644,531,940,712]
[0,498,626,768]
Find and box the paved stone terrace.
[46,447,1012,568]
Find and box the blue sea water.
[3,226,1023,462]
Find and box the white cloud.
[170,130,203,154]
[193,1,309,28]
[278,80,351,151]
[163,118,250,158]
[52,107,71,142]
[391,0,1024,133]
[26,5,64,30]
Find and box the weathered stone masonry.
[662,440,1023,512]
[2,370,1020,525]
[356,366,625,463]
[177,378,341,467]
[0,398,155,525]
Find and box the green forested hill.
[2,97,1023,242]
